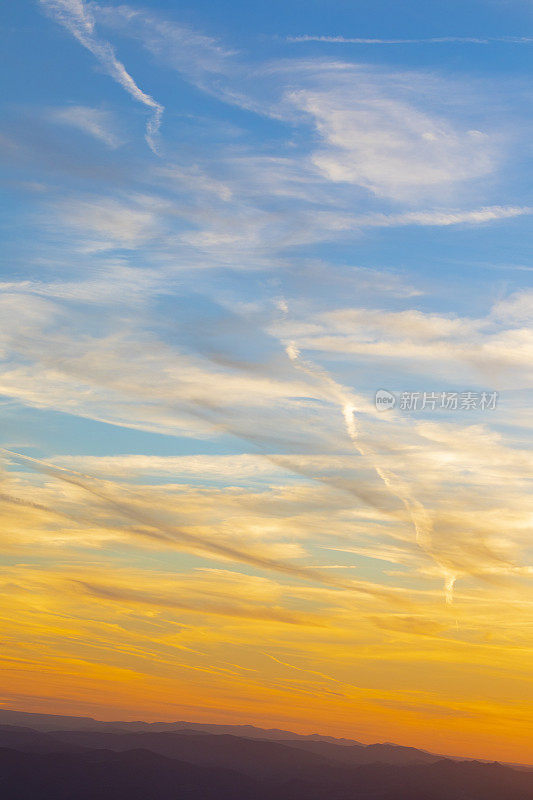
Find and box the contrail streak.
[285,343,457,603]
[287,34,533,45]
[39,0,164,153]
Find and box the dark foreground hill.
[0,745,532,800]
[0,747,264,800]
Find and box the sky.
[0,0,532,764]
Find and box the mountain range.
[0,709,530,799]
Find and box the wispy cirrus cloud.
[64,5,512,205]
[48,105,121,148]
[52,195,162,251]
[0,447,408,605]
[94,2,236,79]
[288,82,497,201]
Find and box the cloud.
[50,454,288,480]
[72,5,514,209]
[368,614,446,637]
[0,265,159,305]
[76,579,326,627]
[0,447,403,604]
[0,276,530,605]
[352,206,531,228]
[48,105,121,147]
[289,84,497,200]
[94,3,235,80]
[492,289,533,324]
[39,0,164,152]
[272,296,533,385]
[52,195,162,251]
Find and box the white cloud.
[313,206,531,233]
[51,453,283,479]
[52,195,161,251]
[272,296,533,386]
[353,206,531,227]
[42,4,519,220]
[290,86,497,200]
[94,3,235,79]
[492,289,533,324]
[79,4,510,211]
[49,105,121,147]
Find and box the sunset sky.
[1,0,532,764]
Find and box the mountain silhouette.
[0,708,363,742]
[0,745,532,800]
[0,710,531,799]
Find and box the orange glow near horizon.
[1,453,531,764]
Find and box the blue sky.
[0,0,532,757]
[1,0,531,508]
[2,0,532,456]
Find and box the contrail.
[39,0,164,153]
[287,34,533,45]
[262,651,350,688]
[285,343,457,603]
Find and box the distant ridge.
[0,708,364,743]
[0,708,530,771]
[0,710,531,799]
